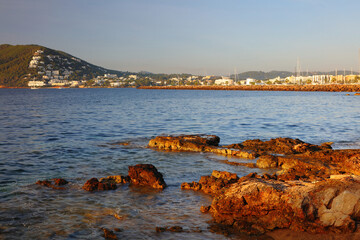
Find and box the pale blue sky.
[1,0,359,75]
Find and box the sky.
[1,0,360,75]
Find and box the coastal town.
[26,49,360,88]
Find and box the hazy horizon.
[1,0,360,75]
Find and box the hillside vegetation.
[0,44,42,87]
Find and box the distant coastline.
[138,84,360,92]
[2,85,360,93]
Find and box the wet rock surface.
[181,170,239,196]
[150,135,360,181]
[155,226,184,233]
[173,135,360,236]
[128,164,167,189]
[36,178,68,190]
[82,178,117,192]
[99,175,131,184]
[102,228,118,239]
[149,134,257,159]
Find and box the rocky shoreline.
[36,134,360,238]
[149,134,360,236]
[138,84,360,92]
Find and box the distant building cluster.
[27,50,90,87]
[27,49,360,88]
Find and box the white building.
[70,81,79,87]
[49,79,69,86]
[28,80,46,87]
[214,77,234,85]
[128,75,138,80]
[29,59,38,68]
[246,78,256,85]
[104,73,118,78]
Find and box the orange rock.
[82,178,117,192]
[128,164,167,189]
[209,176,360,234]
[181,171,239,196]
[36,178,68,190]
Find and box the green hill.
[0,44,42,87]
[0,44,125,87]
[231,71,293,81]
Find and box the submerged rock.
[102,228,118,240]
[83,178,117,192]
[155,226,184,233]
[36,178,68,190]
[128,164,167,189]
[209,176,360,235]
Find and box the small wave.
[47,138,59,141]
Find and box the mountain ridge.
[0,44,126,87]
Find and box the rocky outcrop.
[255,149,360,180]
[82,178,117,192]
[226,137,332,156]
[209,175,360,235]
[181,170,239,195]
[82,164,166,191]
[149,135,333,161]
[149,135,258,159]
[36,178,68,190]
[128,164,167,189]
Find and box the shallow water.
[0,88,360,239]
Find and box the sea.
[1,88,360,239]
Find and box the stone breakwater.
[138,84,360,92]
[149,134,360,235]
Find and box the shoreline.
[2,85,360,92]
[138,84,360,92]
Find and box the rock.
[99,175,131,184]
[211,170,239,181]
[36,178,68,190]
[168,226,183,232]
[181,181,201,191]
[220,160,257,168]
[149,134,257,159]
[209,176,360,234]
[275,149,360,180]
[155,227,167,233]
[149,134,220,150]
[239,137,331,155]
[102,228,117,240]
[257,155,279,168]
[181,171,238,196]
[82,178,117,192]
[53,178,68,186]
[200,205,211,213]
[128,164,167,189]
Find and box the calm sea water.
[1,88,360,239]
